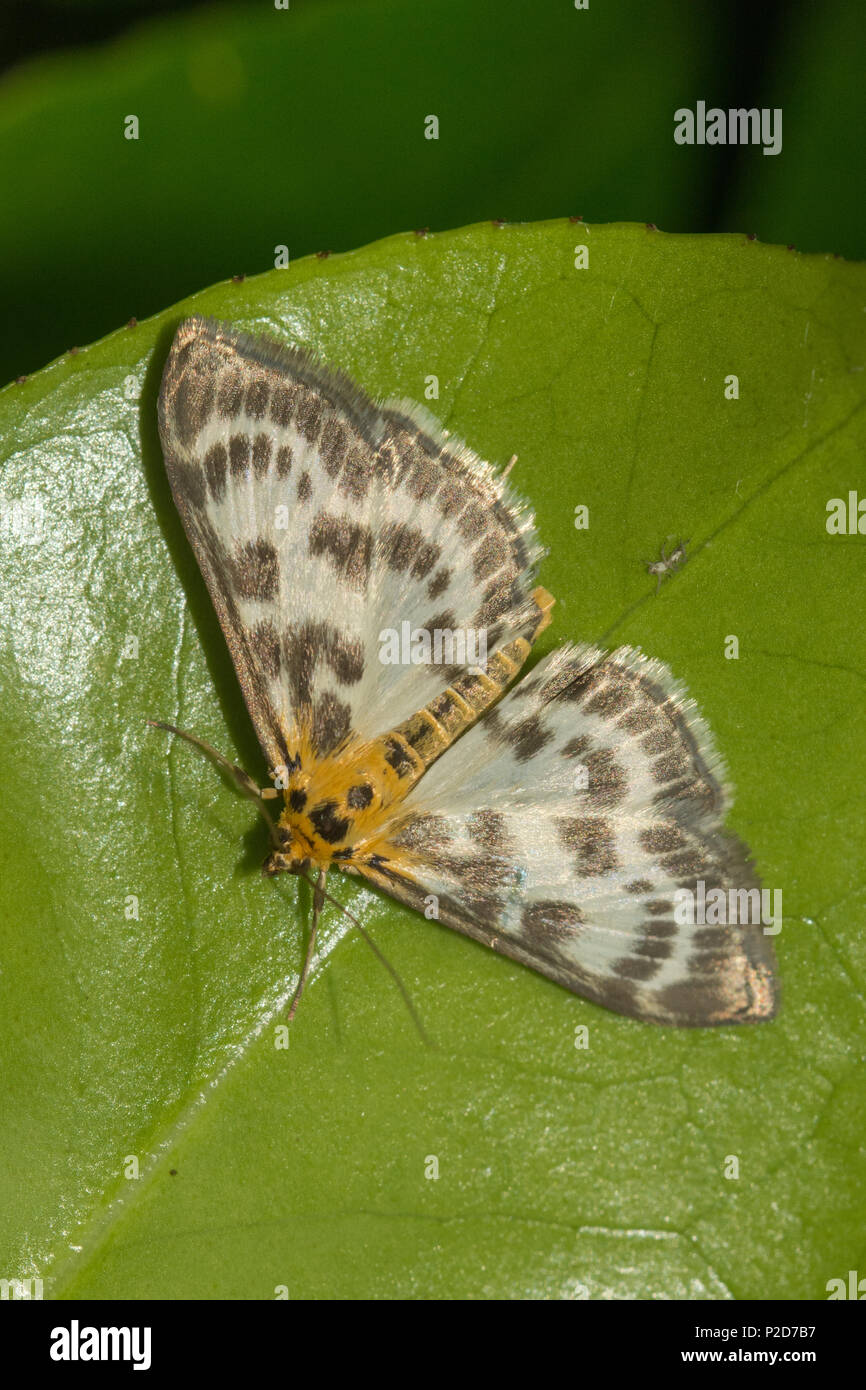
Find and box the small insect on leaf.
[646,536,690,594]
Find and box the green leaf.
[1,220,864,1300]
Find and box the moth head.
[262,850,311,877]
[262,822,313,878]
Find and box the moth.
[154,316,779,1026]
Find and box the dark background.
[1,0,862,387]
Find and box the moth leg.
[146,720,280,836]
[286,867,327,1023]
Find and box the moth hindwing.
[156,316,779,1027]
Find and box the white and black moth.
[154,316,779,1026]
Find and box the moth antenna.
[286,868,326,1023]
[296,870,432,1046]
[147,719,280,847]
[350,919,433,1048]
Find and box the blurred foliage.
[3,0,864,388]
[730,1,865,260]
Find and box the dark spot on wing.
[319,416,348,475]
[204,442,227,502]
[467,810,512,854]
[249,620,281,678]
[217,369,244,419]
[626,878,654,895]
[392,813,452,852]
[657,979,727,1022]
[422,610,456,639]
[174,460,206,509]
[231,539,279,601]
[661,849,713,879]
[437,851,518,923]
[557,816,620,876]
[585,748,628,808]
[639,824,687,855]
[653,753,690,784]
[521,900,585,953]
[381,522,440,580]
[476,574,522,623]
[613,952,664,982]
[435,479,463,514]
[472,531,509,581]
[646,899,673,916]
[252,432,273,478]
[309,514,372,593]
[583,674,635,718]
[341,446,373,501]
[561,734,591,759]
[457,501,489,540]
[171,367,215,446]
[245,379,269,420]
[504,713,553,763]
[547,662,601,704]
[427,567,451,600]
[270,385,295,428]
[312,691,352,756]
[296,390,324,442]
[229,433,250,477]
[283,620,364,706]
[617,704,662,735]
[641,729,677,755]
[406,451,439,501]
